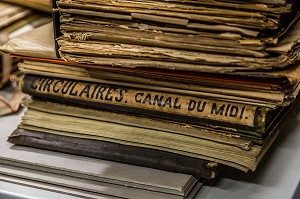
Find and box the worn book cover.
[16,58,300,108]
[9,128,219,180]
[20,74,289,134]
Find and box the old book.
[1,23,300,108]
[16,96,299,172]
[21,74,280,134]
[17,59,300,108]
[22,99,288,144]
[53,0,300,71]
[54,0,298,42]
[2,22,295,86]
[9,128,219,179]
[23,99,256,147]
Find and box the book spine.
[21,74,268,131]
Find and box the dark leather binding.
[9,128,220,179]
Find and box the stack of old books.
[1,0,300,197]
[0,112,204,199]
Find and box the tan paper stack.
[0,1,51,115]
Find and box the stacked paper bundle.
[0,1,51,116]
[1,0,300,197]
[55,0,300,71]
[0,1,51,89]
[0,0,52,12]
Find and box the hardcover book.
[9,128,219,179]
